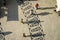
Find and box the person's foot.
[54,10,56,12]
[54,10,60,13]
[54,10,59,13]
[21,19,25,24]
[21,19,23,23]
[23,33,26,37]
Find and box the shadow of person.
[21,20,40,24]
[32,12,52,16]
[39,12,52,16]
[23,32,46,37]
[0,31,12,36]
[37,7,55,10]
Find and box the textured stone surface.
[0,0,60,40]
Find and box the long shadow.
[38,7,55,10]
[23,32,45,37]
[0,31,12,36]
[7,0,19,21]
[22,20,44,24]
[32,12,52,16]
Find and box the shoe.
[23,33,26,37]
[54,10,56,12]
[54,10,59,13]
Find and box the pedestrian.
[30,9,34,14]
[30,8,36,14]
[54,0,60,12]
[35,3,39,9]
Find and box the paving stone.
[31,27,41,32]
[29,23,39,27]
[21,1,44,40]
[0,34,5,40]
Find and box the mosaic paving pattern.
[0,24,5,40]
[20,1,45,40]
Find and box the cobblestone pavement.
[20,1,45,40]
[0,24,5,40]
[0,0,60,40]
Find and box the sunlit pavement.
[0,0,60,40]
